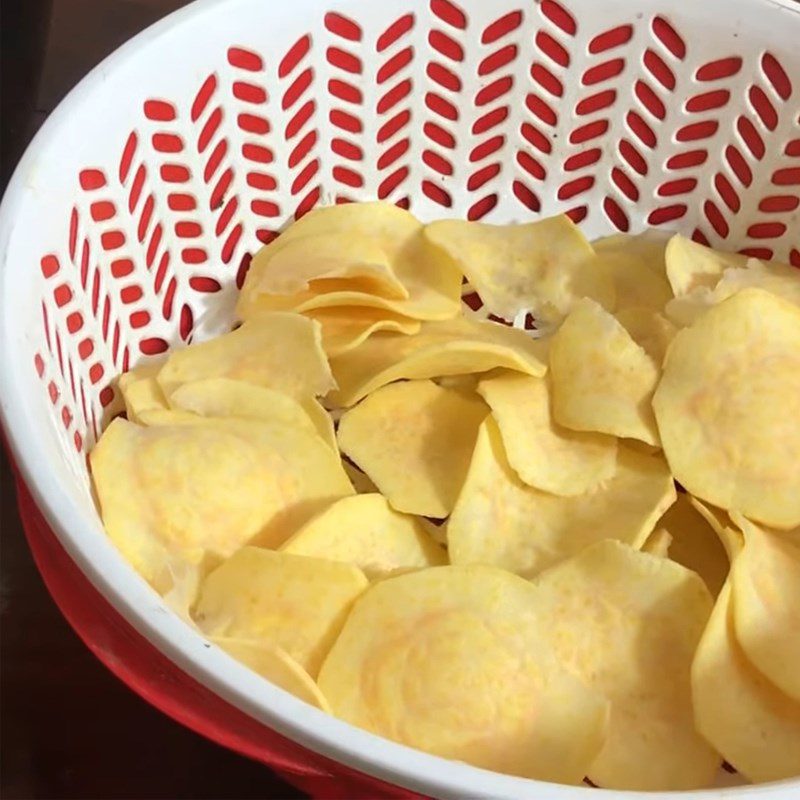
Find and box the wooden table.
[0,3,305,798]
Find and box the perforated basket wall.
[16,0,798,486]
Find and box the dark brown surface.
[0,3,305,798]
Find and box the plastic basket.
[1,0,798,797]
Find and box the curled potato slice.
[592,238,672,312]
[614,306,676,365]
[692,582,800,782]
[211,636,331,711]
[327,317,547,407]
[309,308,420,357]
[157,313,335,400]
[280,494,447,579]
[90,416,354,589]
[448,418,675,577]
[653,288,800,530]
[658,494,731,597]
[665,235,747,298]
[642,527,672,558]
[169,377,335,450]
[550,298,661,445]
[195,547,368,678]
[317,565,609,783]
[477,371,617,496]
[425,214,612,324]
[117,360,168,421]
[337,380,488,517]
[254,233,409,299]
[730,513,800,701]
[533,540,717,790]
[238,203,462,321]
[666,258,800,327]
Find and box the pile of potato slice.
[90,202,800,790]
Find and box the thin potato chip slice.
[687,496,746,561]
[550,298,661,445]
[195,547,368,678]
[280,494,447,578]
[255,233,409,299]
[317,565,609,783]
[653,288,800,530]
[731,513,800,701]
[169,377,335,450]
[337,380,488,517]
[692,582,800,782]
[642,527,672,558]
[90,416,354,590]
[594,230,670,277]
[665,235,747,298]
[477,371,617,496]
[666,258,800,327]
[238,203,462,322]
[135,408,206,426]
[592,241,672,313]
[211,636,331,711]
[658,494,730,597]
[310,308,420,357]
[533,540,717,790]
[448,418,675,577]
[327,317,547,407]
[118,361,168,421]
[157,313,335,400]
[614,306,676,365]
[425,214,613,324]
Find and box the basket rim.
[1,0,799,796]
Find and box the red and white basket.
[1,0,798,797]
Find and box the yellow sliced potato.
[658,494,731,597]
[642,527,672,558]
[614,306,677,365]
[309,307,420,357]
[653,288,800,530]
[256,233,408,299]
[592,241,672,313]
[211,636,331,711]
[730,513,800,701]
[533,540,717,790]
[328,317,547,407]
[169,377,335,450]
[687,496,746,561]
[425,214,613,324]
[157,313,335,400]
[118,360,168,421]
[665,235,747,298]
[136,408,204,426]
[448,418,675,577]
[337,380,488,517]
[281,494,447,578]
[550,298,661,445]
[692,582,800,782]
[477,371,617,496]
[317,565,609,783]
[594,230,669,272]
[195,547,368,678]
[666,258,800,327]
[238,203,462,322]
[90,416,354,590]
